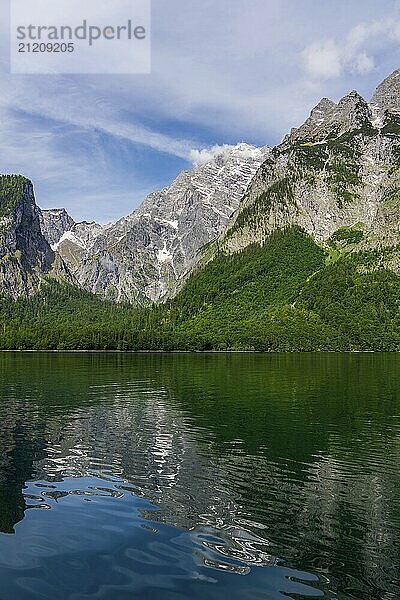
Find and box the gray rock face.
[39,208,75,247]
[0,176,55,298]
[55,143,270,302]
[52,221,106,273]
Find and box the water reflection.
[0,352,399,599]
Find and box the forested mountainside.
[0,226,399,351]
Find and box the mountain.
[0,176,55,298]
[53,143,270,302]
[2,69,400,351]
[156,67,400,350]
[201,70,400,261]
[0,145,269,303]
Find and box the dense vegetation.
[0,226,400,351]
[0,175,30,219]
[0,175,31,241]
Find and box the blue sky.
[1,0,400,222]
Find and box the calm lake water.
[0,352,399,600]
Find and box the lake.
[0,352,399,599]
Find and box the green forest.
[1,226,400,351]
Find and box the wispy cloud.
[0,77,198,161]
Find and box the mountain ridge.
[196,69,400,271]
[2,69,400,318]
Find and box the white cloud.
[352,52,375,75]
[0,77,197,162]
[302,40,343,79]
[189,143,260,166]
[301,16,399,80]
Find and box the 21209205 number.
[18,43,75,52]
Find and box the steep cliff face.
[0,176,55,298]
[55,143,270,302]
[207,70,400,272]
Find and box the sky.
[1,0,400,223]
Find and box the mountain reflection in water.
[0,352,399,600]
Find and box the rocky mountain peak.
[286,89,370,145]
[39,207,75,247]
[336,90,371,128]
[370,68,400,115]
[337,89,366,109]
[223,142,268,159]
[54,143,270,302]
[310,97,337,118]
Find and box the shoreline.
[0,349,381,354]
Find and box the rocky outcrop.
[0,176,55,298]
[52,221,106,273]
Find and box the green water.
[0,352,399,599]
